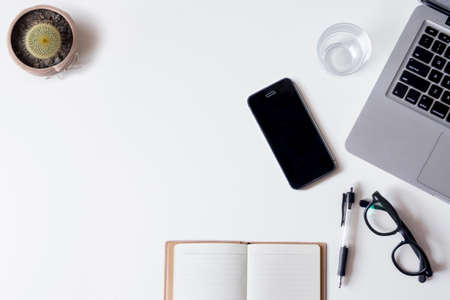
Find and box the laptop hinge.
[422,0,450,16]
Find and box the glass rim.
[316,22,372,76]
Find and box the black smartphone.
[248,78,335,189]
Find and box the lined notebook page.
[246,244,320,300]
[172,243,247,300]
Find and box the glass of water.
[317,23,371,76]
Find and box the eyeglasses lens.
[393,242,423,274]
[366,203,397,234]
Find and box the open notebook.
[164,241,326,300]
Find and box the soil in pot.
[11,9,73,69]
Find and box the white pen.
[337,187,355,288]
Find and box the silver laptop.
[346,0,450,204]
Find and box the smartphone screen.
[248,78,335,189]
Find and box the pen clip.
[341,188,355,226]
[341,193,346,226]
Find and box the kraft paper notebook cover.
[164,241,327,300]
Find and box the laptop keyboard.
[392,25,450,122]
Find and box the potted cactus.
[7,5,78,76]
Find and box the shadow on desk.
[70,7,100,72]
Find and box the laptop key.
[442,75,450,89]
[431,56,446,70]
[413,47,433,64]
[418,95,433,111]
[428,69,443,83]
[400,71,430,92]
[438,32,450,43]
[445,61,450,74]
[405,89,420,104]
[425,26,438,37]
[445,46,450,59]
[393,82,408,98]
[431,40,446,55]
[428,84,443,98]
[430,101,449,118]
[442,90,450,105]
[419,34,434,48]
[413,46,433,63]
[406,58,430,77]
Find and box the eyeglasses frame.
[362,191,433,283]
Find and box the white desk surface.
[1,0,449,299]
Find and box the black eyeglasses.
[360,191,433,283]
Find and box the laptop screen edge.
[423,0,450,14]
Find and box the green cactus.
[25,23,61,59]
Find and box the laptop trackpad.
[418,133,450,198]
